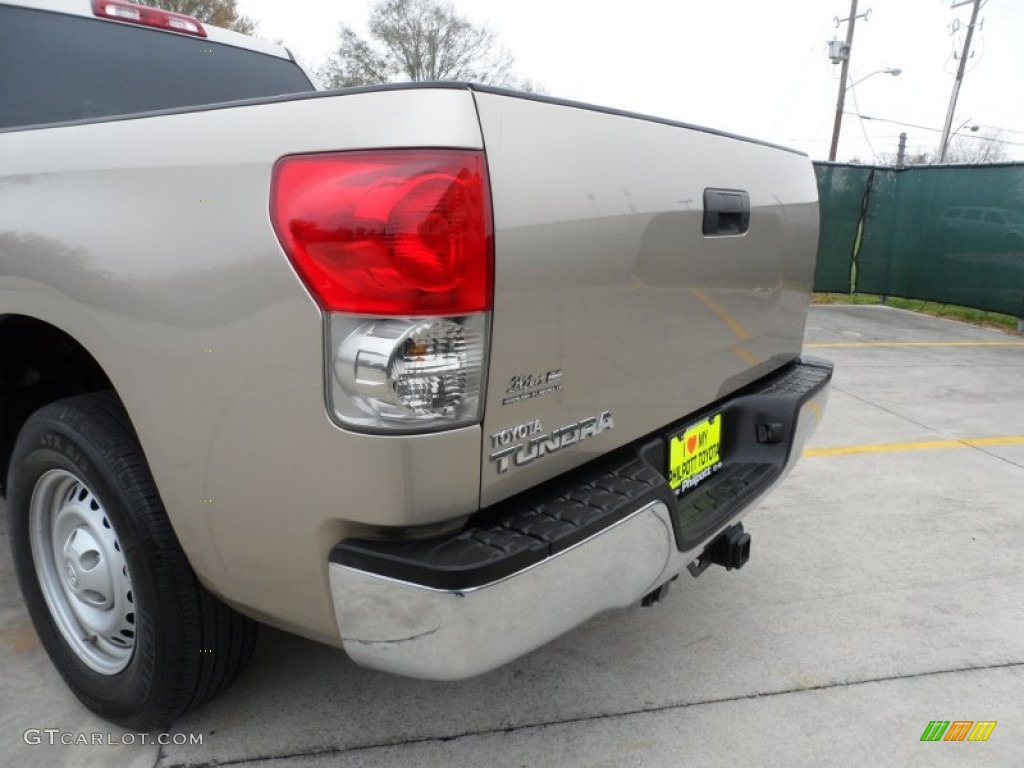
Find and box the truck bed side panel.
[0,88,484,644]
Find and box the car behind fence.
[814,162,1024,318]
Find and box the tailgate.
[473,91,819,506]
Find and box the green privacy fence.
[813,162,1024,316]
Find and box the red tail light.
[92,0,207,37]
[270,150,494,315]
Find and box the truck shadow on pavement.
[166,581,733,764]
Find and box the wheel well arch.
[0,315,115,491]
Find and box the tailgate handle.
[702,188,750,236]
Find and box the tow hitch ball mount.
[640,523,752,607]
[686,523,751,578]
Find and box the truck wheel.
[7,392,256,729]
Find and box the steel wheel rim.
[29,469,136,675]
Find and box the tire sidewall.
[8,412,162,723]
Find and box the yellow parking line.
[691,289,752,342]
[803,435,1024,458]
[805,341,1024,348]
[806,400,823,425]
[730,344,760,366]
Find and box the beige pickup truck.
[0,0,831,728]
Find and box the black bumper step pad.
[333,455,670,591]
[759,362,831,396]
[331,359,831,590]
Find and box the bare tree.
[942,130,1007,164]
[882,130,1009,166]
[135,0,256,35]
[320,0,536,90]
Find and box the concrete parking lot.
[2,304,1022,767]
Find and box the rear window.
[0,5,315,129]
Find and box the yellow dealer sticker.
[669,414,723,494]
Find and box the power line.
[976,123,1024,136]
[848,82,879,160]
[769,17,836,134]
[987,0,1024,20]
[845,111,1024,148]
[965,103,1024,124]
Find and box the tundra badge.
[489,411,614,474]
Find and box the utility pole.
[939,0,983,162]
[896,132,907,168]
[828,0,861,161]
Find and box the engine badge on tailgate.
[502,369,563,405]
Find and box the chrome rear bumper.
[331,499,677,680]
[329,359,831,679]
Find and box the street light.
[829,67,902,161]
[940,117,980,162]
[846,67,902,90]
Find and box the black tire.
[7,392,256,729]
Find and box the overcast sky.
[237,0,1024,162]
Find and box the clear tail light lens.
[329,315,487,431]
